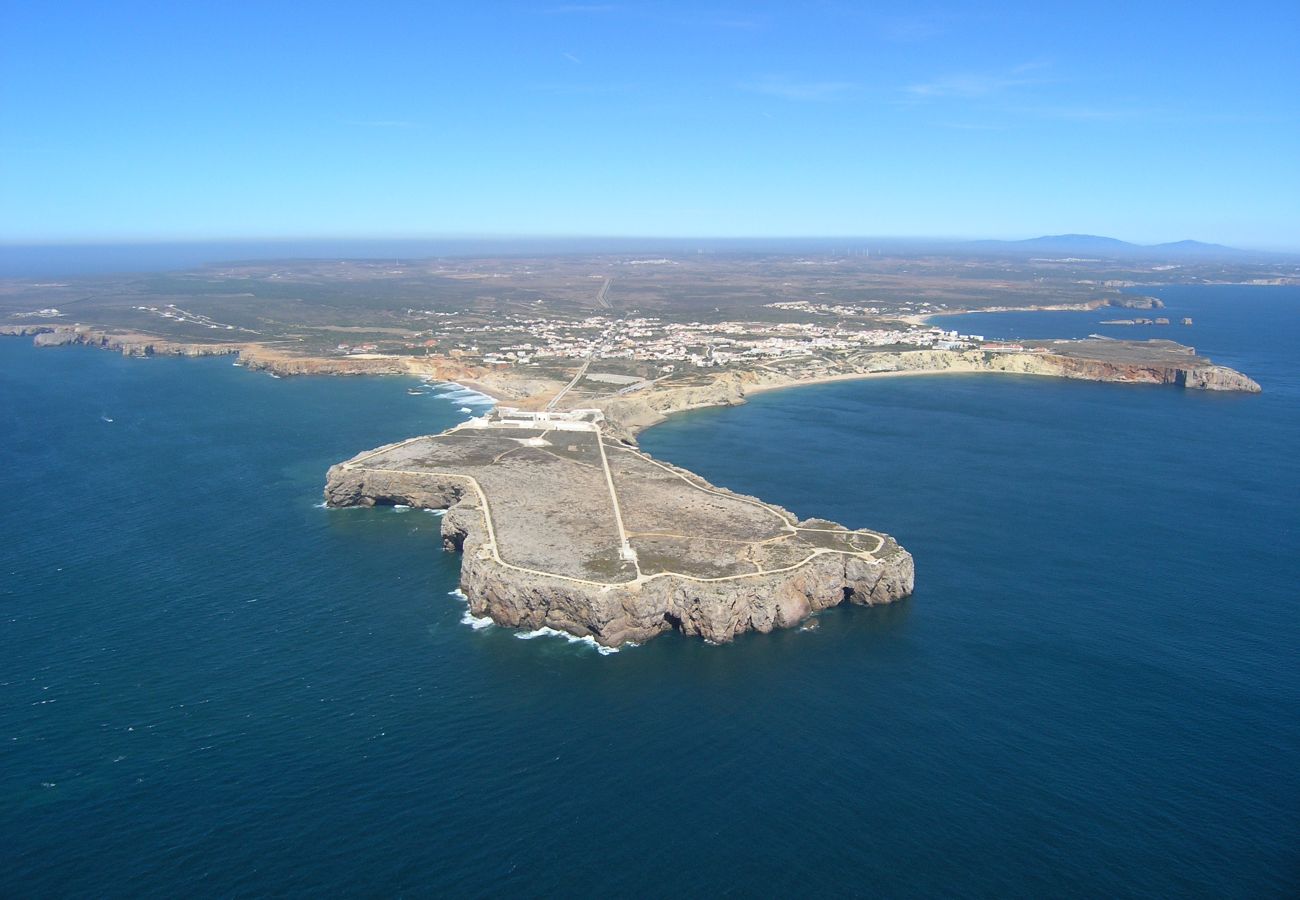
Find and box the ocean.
[2,285,1297,896]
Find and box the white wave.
[459,406,473,413]
[430,381,497,408]
[448,589,495,629]
[423,508,447,516]
[515,626,621,655]
[313,501,328,509]
[446,589,626,651]
[460,610,495,630]
[392,504,410,512]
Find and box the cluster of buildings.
[766,299,946,317]
[422,311,987,370]
[133,304,255,333]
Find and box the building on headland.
[489,407,605,429]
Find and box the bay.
[2,286,1296,896]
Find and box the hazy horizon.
[4,231,1295,280]
[3,2,1297,249]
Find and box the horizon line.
[1,233,1293,253]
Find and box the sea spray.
[515,625,625,655]
[449,589,494,630]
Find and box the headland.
[2,250,1274,647]
[325,407,913,647]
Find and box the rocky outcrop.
[1108,295,1165,309]
[597,374,750,441]
[324,458,914,647]
[1182,365,1262,392]
[2,323,243,358]
[236,347,409,376]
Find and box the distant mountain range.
[961,234,1257,260]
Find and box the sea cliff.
[324,428,915,647]
[595,346,1261,440]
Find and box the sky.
[2,1,1298,248]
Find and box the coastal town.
[332,309,992,372]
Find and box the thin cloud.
[905,62,1047,99]
[562,52,582,64]
[742,77,858,101]
[1018,105,1136,122]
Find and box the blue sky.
[3,1,1298,248]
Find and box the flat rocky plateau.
[325,418,914,647]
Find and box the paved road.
[546,355,592,411]
[596,276,612,309]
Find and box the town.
[333,309,991,372]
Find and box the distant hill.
[963,234,1253,260]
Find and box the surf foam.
[429,381,497,409]
[449,589,494,630]
[515,626,623,655]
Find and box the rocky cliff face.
[597,374,750,441]
[1181,365,1262,392]
[593,348,1260,441]
[324,459,914,647]
[1108,295,1165,309]
[3,324,243,358]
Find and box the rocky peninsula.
[325,409,914,647]
[321,336,1259,648]
[3,256,1269,649]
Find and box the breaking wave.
[515,626,623,655]
[428,381,497,409]
[449,589,494,630]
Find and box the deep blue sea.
[2,285,1297,896]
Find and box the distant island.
[958,233,1259,260]
[1,242,1279,645]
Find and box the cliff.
[324,422,914,647]
[2,323,244,359]
[594,344,1261,441]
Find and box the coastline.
[744,367,969,396]
[896,301,1105,327]
[2,306,1264,447]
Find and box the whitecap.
[515,625,621,655]
[423,509,447,516]
[431,381,497,408]
[459,406,473,413]
[392,504,410,512]
[313,501,328,509]
[447,589,494,629]
[460,609,495,630]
